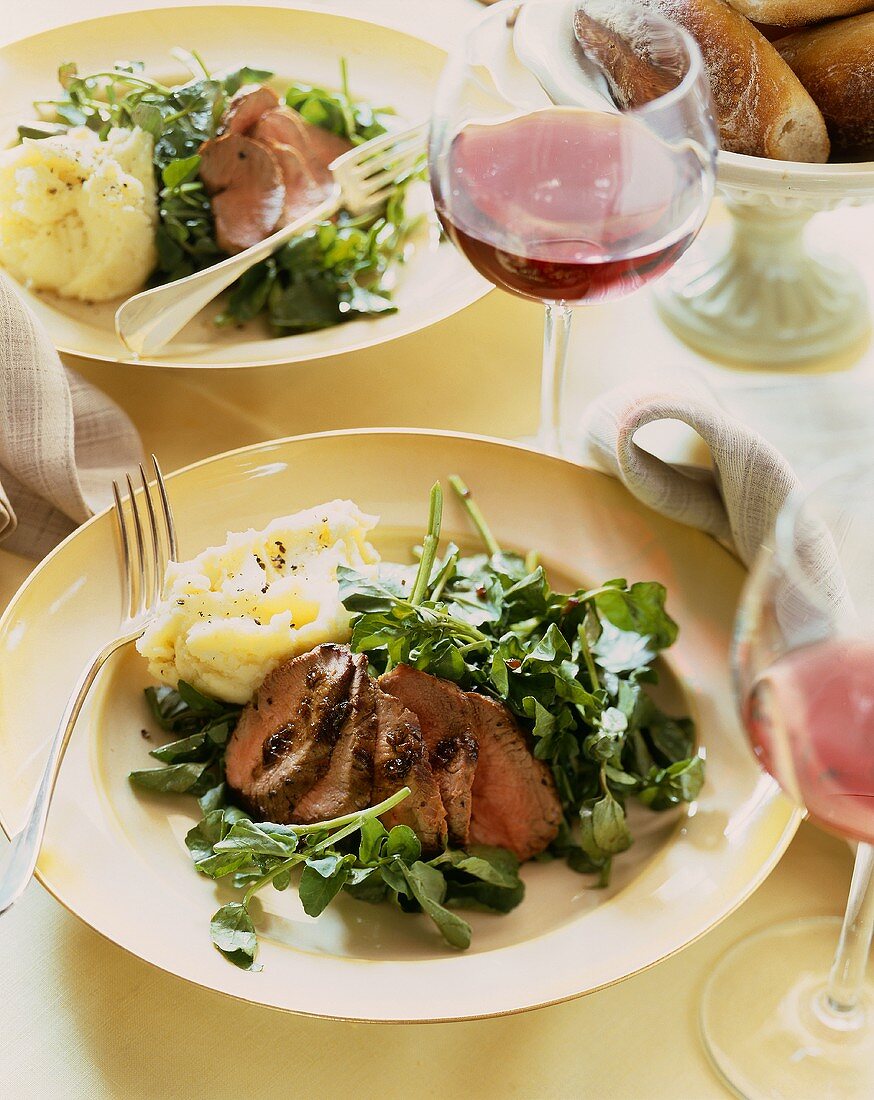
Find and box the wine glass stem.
[824,841,874,1019]
[539,301,573,455]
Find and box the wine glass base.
[701,917,874,1100]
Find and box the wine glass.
[429,0,717,453]
[705,454,874,1098]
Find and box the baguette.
[726,0,873,29]
[574,0,830,160]
[776,13,874,154]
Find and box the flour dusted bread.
[776,13,874,154]
[726,0,873,28]
[624,0,831,160]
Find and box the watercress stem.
[242,788,412,905]
[282,786,411,834]
[578,629,601,692]
[449,475,501,557]
[410,483,443,606]
[81,70,174,96]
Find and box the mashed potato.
[137,501,380,704]
[0,126,157,301]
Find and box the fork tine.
[151,455,177,563]
[112,479,136,620]
[349,136,430,174]
[353,159,424,201]
[349,148,426,189]
[329,122,428,171]
[138,462,162,611]
[126,473,147,617]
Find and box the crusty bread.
[627,0,831,160]
[726,0,873,29]
[776,13,874,154]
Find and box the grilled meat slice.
[292,657,377,823]
[252,106,352,188]
[466,693,562,861]
[250,111,334,225]
[372,686,448,854]
[225,644,357,820]
[198,132,284,253]
[221,83,281,135]
[379,665,478,847]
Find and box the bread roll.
[726,0,873,29]
[776,13,874,153]
[577,0,830,160]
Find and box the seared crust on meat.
[380,665,479,847]
[372,686,448,853]
[225,644,357,819]
[291,657,377,822]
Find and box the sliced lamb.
[198,132,284,253]
[371,687,448,854]
[379,665,479,848]
[225,644,358,820]
[253,106,352,188]
[291,658,377,823]
[221,83,281,135]
[466,693,562,861]
[261,138,333,226]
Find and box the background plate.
[0,432,798,1021]
[0,6,489,368]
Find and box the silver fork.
[114,121,428,358]
[0,455,177,916]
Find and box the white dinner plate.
[0,6,489,369]
[0,431,799,1021]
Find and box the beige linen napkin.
[0,273,143,560]
[579,384,800,568]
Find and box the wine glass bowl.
[704,455,874,1098]
[428,0,717,451]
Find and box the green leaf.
[214,819,297,858]
[161,154,201,190]
[385,825,421,862]
[639,756,705,810]
[431,846,525,913]
[149,731,208,763]
[222,65,274,96]
[176,680,227,715]
[594,582,678,651]
[129,761,206,793]
[358,816,388,863]
[185,809,226,862]
[198,782,227,812]
[299,863,349,917]
[338,565,410,613]
[210,903,261,970]
[195,851,251,879]
[131,101,163,137]
[591,621,657,674]
[579,790,633,862]
[401,863,471,949]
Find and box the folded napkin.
[0,272,143,561]
[578,384,800,568]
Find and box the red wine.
[745,640,874,845]
[433,107,705,305]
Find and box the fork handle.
[114,190,340,358]
[0,630,141,916]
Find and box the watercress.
[338,477,704,884]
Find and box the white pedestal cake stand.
[655,153,874,366]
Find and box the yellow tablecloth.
[0,2,870,1097]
